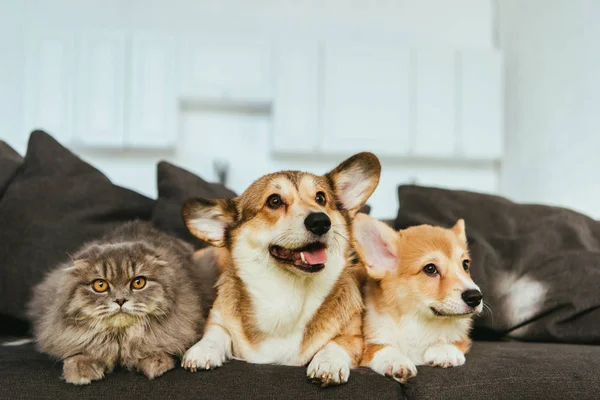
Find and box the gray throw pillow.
[152,161,237,249]
[0,131,155,332]
[0,140,22,197]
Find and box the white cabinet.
[180,35,272,102]
[458,50,503,159]
[317,43,503,160]
[321,41,411,156]
[271,40,320,153]
[74,32,127,147]
[23,31,75,145]
[413,48,456,157]
[127,33,179,148]
[16,25,503,161]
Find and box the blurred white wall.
[497,0,600,218]
[1,0,506,219]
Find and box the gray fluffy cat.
[27,221,212,385]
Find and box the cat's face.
[64,243,177,328]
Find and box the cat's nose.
[114,298,128,307]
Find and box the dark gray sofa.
[2,132,600,399]
[1,339,599,399]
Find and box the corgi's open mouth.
[269,242,327,273]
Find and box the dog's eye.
[315,192,326,206]
[131,276,146,290]
[266,194,283,209]
[463,259,470,272]
[92,279,109,293]
[423,264,438,276]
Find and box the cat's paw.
[307,343,352,387]
[369,347,417,383]
[423,344,465,368]
[137,353,175,379]
[182,340,227,372]
[63,355,105,385]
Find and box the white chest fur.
[232,250,345,366]
[365,300,471,365]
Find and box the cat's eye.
[131,276,146,290]
[92,279,109,293]
[463,259,471,272]
[266,194,283,209]
[315,192,326,206]
[423,264,438,276]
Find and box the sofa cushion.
[394,185,600,344]
[404,341,600,399]
[152,161,236,249]
[0,140,22,197]
[1,340,598,399]
[0,131,155,332]
[0,340,403,400]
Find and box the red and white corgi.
[353,215,483,383]
[181,153,381,386]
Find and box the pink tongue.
[302,248,327,265]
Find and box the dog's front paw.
[137,352,175,379]
[63,355,105,385]
[423,344,465,368]
[307,343,352,387]
[182,340,228,372]
[369,347,417,383]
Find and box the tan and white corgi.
[353,215,483,383]
[181,153,381,386]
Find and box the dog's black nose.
[304,212,331,236]
[461,290,483,307]
[115,298,128,307]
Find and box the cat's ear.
[143,253,169,267]
[132,243,171,267]
[353,213,399,280]
[182,198,237,247]
[325,152,381,217]
[62,259,89,276]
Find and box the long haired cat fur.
[27,221,208,385]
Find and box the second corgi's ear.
[452,219,467,243]
[353,214,399,280]
[182,198,237,247]
[326,152,381,217]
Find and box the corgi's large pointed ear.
[353,214,399,280]
[326,152,381,216]
[182,198,237,247]
[452,219,467,243]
